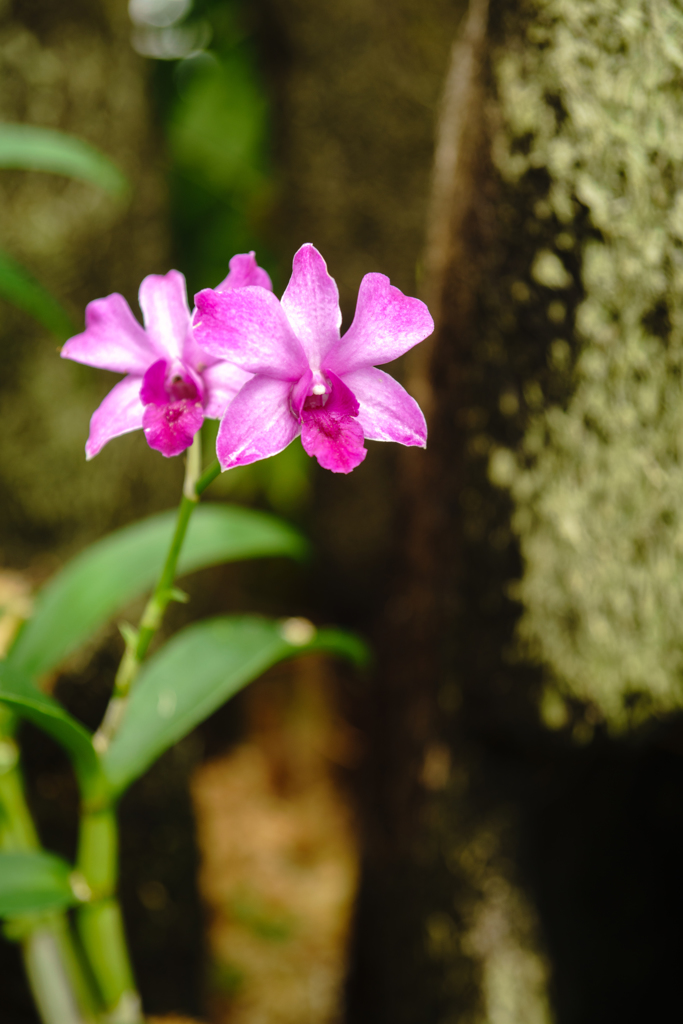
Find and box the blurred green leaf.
[0,662,102,801]
[169,57,267,192]
[0,249,75,341]
[0,124,128,196]
[0,851,76,917]
[203,425,311,514]
[164,19,276,295]
[103,615,369,794]
[8,504,308,679]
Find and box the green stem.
[195,457,220,496]
[94,435,207,752]
[0,726,39,851]
[78,435,217,1021]
[75,808,140,1024]
[133,490,196,662]
[22,917,99,1024]
[0,719,100,1023]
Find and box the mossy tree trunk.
[264,1,683,1022]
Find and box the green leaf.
[0,124,128,196]
[103,615,368,794]
[8,504,308,680]
[0,851,76,917]
[0,249,75,340]
[0,663,103,801]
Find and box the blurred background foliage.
[0,0,310,570]
[144,0,314,514]
[0,0,178,566]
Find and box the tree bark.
[263,1,683,1022]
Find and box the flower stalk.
[94,432,205,754]
[77,432,215,1022]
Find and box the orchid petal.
[324,371,360,417]
[326,273,434,375]
[138,270,191,361]
[140,359,203,406]
[215,375,300,470]
[62,294,160,375]
[142,400,203,458]
[202,361,253,420]
[193,287,308,380]
[301,408,367,474]
[281,244,341,367]
[180,329,222,374]
[85,375,144,460]
[216,251,273,292]
[139,359,168,406]
[340,366,427,447]
[290,368,314,420]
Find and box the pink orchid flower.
[61,253,271,459]
[193,244,433,474]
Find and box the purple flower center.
[167,372,200,403]
[296,371,367,473]
[140,358,204,458]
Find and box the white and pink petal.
[216,375,300,470]
[194,287,308,380]
[216,252,273,292]
[326,273,434,376]
[138,270,191,361]
[85,375,145,460]
[340,366,427,447]
[62,294,161,375]
[202,361,253,420]
[280,244,341,368]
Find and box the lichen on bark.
[491,0,683,727]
